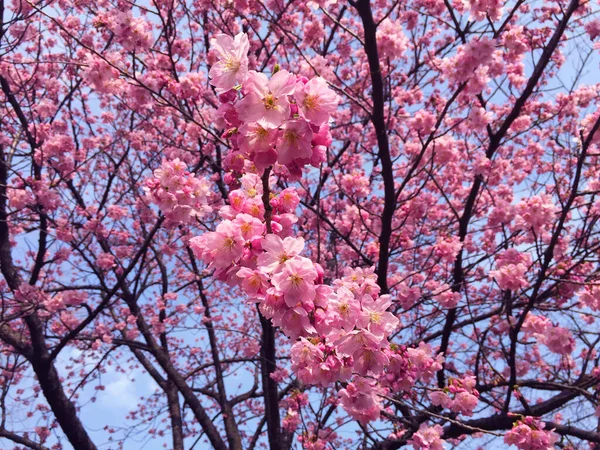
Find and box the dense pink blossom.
[504,417,559,450]
[409,423,446,450]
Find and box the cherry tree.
[1,0,600,449]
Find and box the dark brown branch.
[353,0,395,294]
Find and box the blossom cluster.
[504,417,559,450]
[490,249,531,291]
[522,315,575,355]
[145,158,212,224]
[409,423,445,450]
[428,376,479,416]
[209,33,339,177]
[188,171,400,422]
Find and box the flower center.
[289,274,303,287]
[284,130,299,145]
[303,94,320,111]
[224,55,241,72]
[263,94,277,110]
[223,237,235,249]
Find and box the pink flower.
[409,423,446,450]
[585,19,600,40]
[236,70,296,126]
[237,121,277,155]
[450,391,478,416]
[433,289,461,309]
[338,378,383,424]
[353,347,390,375]
[357,295,399,339]
[145,158,211,224]
[504,417,558,450]
[336,329,381,357]
[376,19,409,59]
[515,194,556,232]
[275,306,316,340]
[406,342,444,382]
[275,188,300,213]
[236,268,269,296]
[191,220,244,269]
[232,213,264,240]
[209,33,250,91]
[97,253,116,270]
[282,409,300,432]
[294,77,339,125]
[536,325,575,355]
[277,120,314,165]
[107,11,153,51]
[429,391,453,409]
[434,236,462,263]
[490,263,528,291]
[291,338,324,383]
[257,234,305,273]
[327,287,361,331]
[271,257,317,307]
[579,285,600,311]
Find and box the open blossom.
[236,268,269,296]
[467,0,503,22]
[271,257,317,306]
[106,11,153,51]
[434,236,462,263]
[326,286,361,331]
[406,342,444,382]
[257,235,305,273]
[209,33,250,91]
[353,346,390,375]
[336,329,382,362]
[429,376,479,416]
[83,56,120,94]
[451,391,479,415]
[376,18,409,59]
[190,220,244,269]
[294,77,339,125]
[237,121,277,155]
[585,19,600,40]
[357,295,399,339]
[433,287,461,309]
[579,285,600,311]
[236,70,296,126]
[277,120,314,164]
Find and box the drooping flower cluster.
[209,33,339,177]
[504,417,559,450]
[187,169,400,422]
[145,158,212,224]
